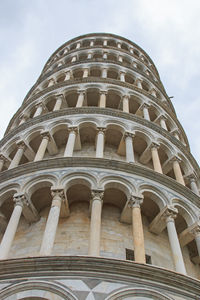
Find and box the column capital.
[0,153,9,162]
[13,193,28,207]
[55,93,64,99]
[141,102,150,109]
[122,94,130,99]
[151,142,160,150]
[41,131,51,140]
[135,78,143,83]
[51,187,65,200]
[162,205,178,222]
[97,127,106,133]
[16,140,26,150]
[186,173,196,182]
[91,189,104,203]
[124,132,135,139]
[119,70,126,75]
[68,126,78,134]
[171,155,182,164]
[99,90,107,95]
[77,89,85,95]
[35,102,44,109]
[128,194,143,208]
[159,114,167,121]
[19,113,29,121]
[190,224,200,238]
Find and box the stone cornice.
[0,157,199,209]
[0,256,199,298]
[7,79,185,144]
[2,108,195,172]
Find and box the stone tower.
[0,33,200,299]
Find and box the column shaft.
[132,205,146,263]
[88,191,103,256]
[125,134,134,163]
[99,92,106,108]
[83,69,89,78]
[96,129,105,158]
[151,146,163,174]
[40,190,64,256]
[173,159,185,185]
[166,217,186,274]
[76,91,85,107]
[0,159,4,171]
[0,196,24,259]
[33,104,43,117]
[53,96,63,111]
[34,135,49,161]
[143,105,150,121]
[9,144,25,169]
[123,96,129,113]
[160,117,168,130]
[64,129,76,157]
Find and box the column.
[71,56,77,62]
[103,40,108,46]
[48,78,55,87]
[130,47,134,54]
[118,55,123,62]
[9,141,26,169]
[119,71,125,82]
[90,40,94,47]
[125,132,135,163]
[191,226,200,259]
[0,154,8,172]
[172,157,185,185]
[64,127,77,157]
[0,194,26,259]
[83,68,89,78]
[117,42,121,48]
[99,91,107,108]
[129,195,145,263]
[19,114,28,125]
[101,68,107,78]
[151,143,163,174]
[33,103,43,117]
[64,70,71,80]
[122,95,129,113]
[150,88,157,97]
[40,188,64,256]
[88,190,104,256]
[76,42,81,49]
[172,129,180,140]
[57,62,63,67]
[188,175,199,195]
[96,128,105,158]
[103,52,108,59]
[34,132,50,162]
[76,90,85,107]
[53,94,63,111]
[142,103,150,121]
[87,52,92,59]
[164,207,186,274]
[136,78,143,89]
[133,61,137,68]
[160,116,168,130]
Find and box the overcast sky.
[0,0,200,164]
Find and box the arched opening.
[106,91,121,109]
[107,69,118,79]
[86,89,99,106]
[65,91,78,107]
[104,126,124,160]
[73,69,83,79]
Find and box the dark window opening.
[126,248,151,264]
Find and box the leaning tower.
[0,33,200,300]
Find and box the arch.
[172,198,195,226]
[106,287,174,300]
[139,184,168,209]
[100,176,133,197]
[0,280,77,300]
[60,172,97,190]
